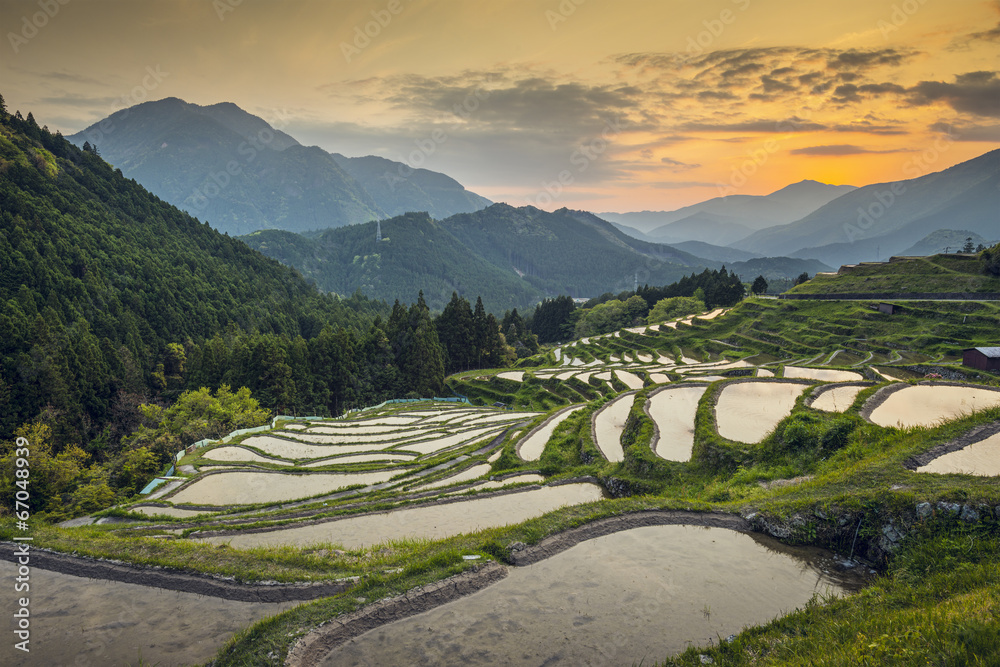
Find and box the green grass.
[789,254,1000,295]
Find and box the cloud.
[826,49,912,70]
[789,144,911,155]
[678,118,825,133]
[906,72,1000,117]
[831,121,908,135]
[660,157,701,171]
[929,121,1000,142]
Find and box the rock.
[879,521,905,552]
[814,508,828,520]
[959,505,980,524]
[507,541,527,553]
[916,502,933,519]
[699,655,715,665]
[936,502,961,516]
[789,514,807,530]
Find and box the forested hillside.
[239,213,543,312]
[0,103,518,516]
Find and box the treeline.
[527,268,747,342]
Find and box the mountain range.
[733,149,1000,266]
[239,204,833,312]
[68,98,490,236]
[601,180,858,244]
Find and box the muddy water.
[303,453,415,467]
[131,505,218,518]
[615,370,645,390]
[784,367,863,382]
[202,483,604,550]
[0,561,297,667]
[918,432,1000,476]
[202,446,292,465]
[319,525,859,667]
[716,382,807,443]
[243,435,399,458]
[648,386,708,461]
[414,463,492,490]
[593,394,634,462]
[405,426,505,455]
[519,406,586,461]
[168,469,399,506]
[869,385,1000,428]
[812,385,866,413]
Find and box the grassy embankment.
[788,254,1000,295]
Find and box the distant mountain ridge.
[734,149,1000,267]
[600,180,858,238]
[68,98,491,235]
[240,204,834,312]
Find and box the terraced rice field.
[593,393,634,462]
[811,385,867,413]
[203,483,604,549]
[868,385,1000,428]
[917,432,1000,476]
[647,385,708,461]
[317,524,855,666]
[716,382,808,443]
[518,405,586,461]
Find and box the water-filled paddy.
[917,432,1000,476]
[869,385,1000,428]
[647,385,708,461]
[784,367,863,382]
[715,382,807,443]
[318,525,858,666]
[519,406,585,461]
[0,561,295,667]
[202,483,604,549]
[168,469,400,505]
[811,385,866,412]
[593,393,634,462]
[202,446,292,465]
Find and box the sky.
[2,0,999,212]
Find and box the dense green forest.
[0,101,521,516]
[239,214,542,313]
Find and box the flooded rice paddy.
[593,393,634,462]
[869,385,1000,428]
[318,524,860,666]
[518,406,586,461]
[1,560,295,667]
[715,382,807,443]
[202,483,604,550]
[811,385,867,413]
[647,385,708,461]
[917,432,1000,476]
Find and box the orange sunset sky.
[2,0,998,212]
